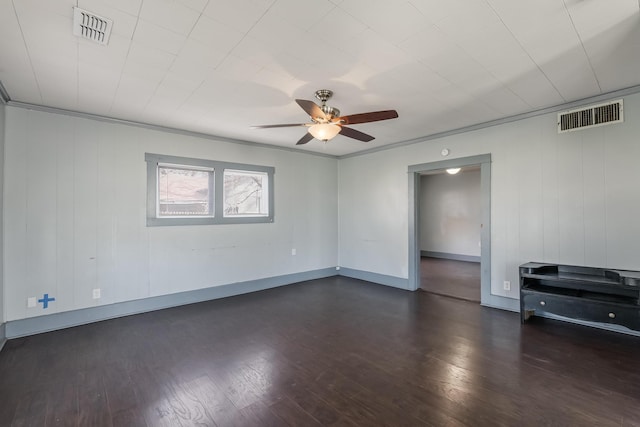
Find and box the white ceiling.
[1,0,639,157]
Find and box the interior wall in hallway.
[420,169,481,258]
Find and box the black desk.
[520,263,640,332]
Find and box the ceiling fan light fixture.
[309,123,341,141]
[252,90,398,145]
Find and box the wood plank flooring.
[421,257,481,302]
[1,276,640,426]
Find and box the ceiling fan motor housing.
[321,105,340,120]
[315,90,339,120]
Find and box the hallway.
[420,257,481,302]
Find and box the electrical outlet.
[27,297,37,308]
[291,248,296,256]
[503,281,511,291]
[92,288,101,299]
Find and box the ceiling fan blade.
[251,123,309,129]
[295,132,315,145]
[337,110,398,125]
[295,99,327,121]
[339,126,375,142]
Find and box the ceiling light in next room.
[446,168,461,175]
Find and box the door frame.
[408,154,493,305]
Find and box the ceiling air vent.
[73,7,113,45]
[557,99,623,133]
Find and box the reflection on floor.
[420,256,480,302]
[3,277,640,425]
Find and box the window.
[146,153,274,226]
[223,170,269,217]
[158,165,213,217]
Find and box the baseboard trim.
[4,267,337,339]
[3,266,527,341]
[338,267,410,290]
[421,251,480,263]
[481,298,520,313]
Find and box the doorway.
[419,166,481,301]
[408,154,493,306]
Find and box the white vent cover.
[557,99,623,133]
[73,7,112,45]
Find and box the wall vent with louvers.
[557,99,623,133]
[72,7,113,45]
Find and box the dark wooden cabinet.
[520,262,640,332]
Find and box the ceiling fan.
[251,90,399,145]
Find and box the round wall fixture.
[441,148,450,156]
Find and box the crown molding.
[4,99,338,159]
[4,79,640,160]
[338,83,640,159]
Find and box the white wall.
[339,92,640,301]
[0,102,4,325]
[5,92,640,322]
[3,107,338,322]
[420,170,481,257]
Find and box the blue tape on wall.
[37,294,55,309]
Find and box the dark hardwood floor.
[421,257,481,302]
[1,276,640,426]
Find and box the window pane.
[158,166,212,216]
[224,170,268,217]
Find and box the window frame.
[145,153,274,226]
[222,169,270,218]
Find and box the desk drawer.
[521,290,640,331]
